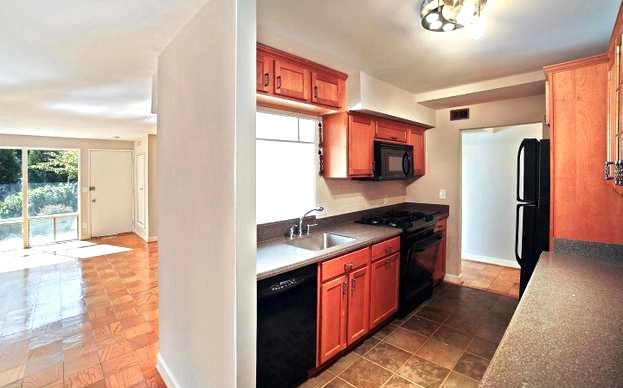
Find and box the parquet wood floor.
[0,234,164,388]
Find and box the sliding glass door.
[0,149,23,250]
[0,148,79,249]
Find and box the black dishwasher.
[257,264,317,388]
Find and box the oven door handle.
[413,233,442,252]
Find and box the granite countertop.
[257,223,401,280]
[480,251,623,387]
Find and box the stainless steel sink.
[287,232,356,251]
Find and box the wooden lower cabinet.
[433,218,447,285]
[317,238,400,366]
[346,266,370,344]
[369,253,400,328]
[319,275,348,363]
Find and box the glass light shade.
[469,16,486,40]
[425,12,439,23]
[442,23,456,32]
[456,1,476,26]
[430,20,443,30]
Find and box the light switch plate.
[439,189,447,200]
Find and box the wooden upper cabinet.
[274,58,310,102]
[346,265,370,345]
[319,275,348,364]
[323,112,428,179]
[312,70,344,108]
[257,43,347,111]
[256,51,273,93]
[370,252,400,329]
[348,114,375,177]
[409,127,426,176]
[375,119,408,143]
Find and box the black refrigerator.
[515,138,550,297]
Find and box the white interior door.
[135,153,146,229]
[89,150,133,237]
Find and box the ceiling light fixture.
[420,0,487,39]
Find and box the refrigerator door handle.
[515,204,522,264]
[515,203,536,265]
[516,139,528,202]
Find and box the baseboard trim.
[156,353,181,388]
[443,273,463,285]
[133,230,149,242]
[462,254,520,269]
[148,236,158,242]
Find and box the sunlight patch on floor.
[0,253,75,273]
[32,240,96,253]
[60,244,132,259]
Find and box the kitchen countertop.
[257,223,401,280]
[480,251,623,387]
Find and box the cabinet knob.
[344,262,353,272]
[385,247,392,255]
[313,85,318,99]
[276,75,282,89]
[351,278,356,294]
[263,73,269,87]
[342,282,348,295]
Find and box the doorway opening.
[0,148,80,250]
[460,123,544,297]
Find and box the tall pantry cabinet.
[545,55,623,246]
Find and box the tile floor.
[300,283,518,388]
[460,260,520,299]
[0,234,519,388]
[0,234,163,388]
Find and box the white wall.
[461,124,542,268]
[347,72,436,127]
[156,0,255,387]
[0,134,134,239]
[133,134,158,241]
[406,94,545,277]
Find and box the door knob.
[91,199,96,203]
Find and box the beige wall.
[406,94,546,277]
[317,178,407,218]
[133,134,158,241]
[147,135,158,239]
[0,134,134,240]
[156,0,256,387]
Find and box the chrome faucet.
[298,206,324,237]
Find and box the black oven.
[398,226,442,317]
[373,141,414,180]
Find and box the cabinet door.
[312,71,343,108]
[409,128,426,176]
[375,120,408,143]
[256,51,273,93]
[274,59,310,101]
[319,275,348,364]
[369,253,400,329]
[348,114,375,177]
[346,266,370,345]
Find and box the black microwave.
[373,141,414,180]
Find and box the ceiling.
[258,0,620,92]
[0,0,206,140]
[0,0,620,140]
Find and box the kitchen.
[155,1,623,388]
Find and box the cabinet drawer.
[371,237,400,262]
[434,218,447,232]
[375,121,407,143]
[321,248,369,282]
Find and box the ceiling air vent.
[450,108,470,121]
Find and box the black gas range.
[357,209,442,317]
[356,210,437,232]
